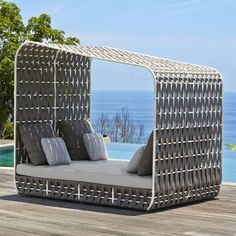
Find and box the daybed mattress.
[16,160,152,189]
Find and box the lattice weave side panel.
[15,45,58,164]
[56,52,90,121]
[153,72,223,209]
[16,175,152,211]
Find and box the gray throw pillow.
[83,133,108,161]
[138,131,153,176]
[19,123,56,165]
[41,137,71,166]
[59,119,93,160]
[127,146,146,173]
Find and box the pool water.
[221,150,236,183]
[1,144,236,183]
[0,146,14,167]
[106,142,143,160]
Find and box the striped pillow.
[83,133,108,161]
[41,137,71,166]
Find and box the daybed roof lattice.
[14,41,223,211]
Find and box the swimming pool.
[0,146,14,167]
[1,143,236,183]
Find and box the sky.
[10,0,236,92]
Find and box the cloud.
[158,0,202,9]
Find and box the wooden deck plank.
[0,168,236,236]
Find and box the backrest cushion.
[127,145,146,173]
[41,137,71,166]
[59,119,93,160]
[83,133,108,161]
[19,123,56,165]
[138,131,153,176]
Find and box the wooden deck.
[0,168,236,236]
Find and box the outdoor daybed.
[14,41,223,211]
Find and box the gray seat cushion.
[127,145,146,173]
[83,133,108,160]
[19,123,56,165]
[138,132,153,176]
[16,160,152,189]
[41,137,71,166]
[59,119,93,160]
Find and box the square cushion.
[127,145,146,173]
[83,133,108,161]
[138,131,153,176]
[59,119,93,160]
[19,123,56,165]
[41,137,71,166]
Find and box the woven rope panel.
[36,43,219,75]
[56,51,90,121]
[153,73,222,209]
[15,175,152,211]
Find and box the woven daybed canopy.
[15,41,223,211]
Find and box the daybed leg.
[78,184,80,200]
[45,180,49,196]
[112,187,114,204]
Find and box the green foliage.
[0,0,80,137]
[225,144,236,151]
[2,121,13,139]
[26,14,79,44]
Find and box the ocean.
[92,91,236,146]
